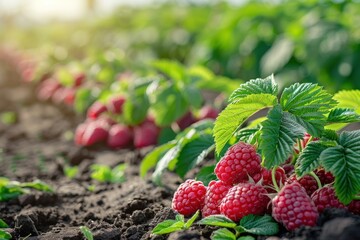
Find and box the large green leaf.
[140,142,176,177]
[152,60,187,84]
[228,75,278,103]
[296,141,329,177]
[214,94,277,154]
[334,90,360,113]
[197,215,237,228]
[152,220,184,235]
[260,105,305,169]
[149,83,188,126]
[320,130,360,204]
[211,228,236,240]
[238,215,279,236]
[280,83,337,136]
[175,132,215,178]
[327,108,360,123]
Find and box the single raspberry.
[215,142,261,185]
[176,111,196,130]
[311,186,347,213]
[198,105,219,120]
[133,119,160,148]
[253,167,287,193]
[172,179,207,217]
[282,164,295,177]
[107,96,126,114]
[107,124,133,149]
[219,182,269,222]
[348,200,360,215]
[73,72,85,87]
[272,182,319,230]
[87,101,108,119]
[314,169,334,185]
[287,174,318,196]
[80,120,109,146]
[202,180,232,217]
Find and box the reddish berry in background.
[198,105,219,120]
[81,121,109,146]
[37,78,61,101]
[107,124,133,149]
[219,182,269,222]
[272,182,318,231]
[314,168,335,185]
[75,123,87,146]
[74,72,85,87]
[348,200,360,215]
[287,174,318,196]
[107,95,126,114]
[202,180,232,217]
[176,111,197,130]
[133,119,160,149]
[311,186,347,213]
[253,167,286,193]
[62,87,76,106]
[215,141,261,185]
[172,179,207,217]
[87,101,108,119]
[282,164,295,177]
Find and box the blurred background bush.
[1,0,360,92]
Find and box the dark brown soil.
[1,61,360,240]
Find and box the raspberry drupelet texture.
[311,185,347,213]
[349,200,360,215]
[272,182,319,231]
[287,174,318,196]
[253,167,287,193]
[215,142,262,185]
[202,180,232,217]
[314,169,335,185]
[172,179,207,217]
[219,182,269,222]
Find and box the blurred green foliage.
[1,0,360,92]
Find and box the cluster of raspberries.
[172,141,360,231]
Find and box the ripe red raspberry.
[87,101,108,119]
[287,174,318,196]
[253,167,287,193]
[314,169,334,185]
[172,179,207,217]
[282,164,295,177]
[272,182,318,231]
[198,105,219,120]
[348,200,360,215]
[79,120,109,146]
[215,142,261,185]
[219,182,269,222]
[107,96,126,114]
[133,119,160,148]
[176,111,197,130]
[202,180,232,217]
[311,186,347,213]
[107,124,133,149]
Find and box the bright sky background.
[0,0,157,22]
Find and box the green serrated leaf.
[334,90,360,114]
[140,142,176,177]
[176,214,185,222]
[79,226,94,240]
[175,133,214,178]
[150,83,188,126]
[211,228,236,240]
[152,220,184,235]
[236,128,260,143]
[260,106,305,169]
[0,219,8,228]
[214,94,277,154]
[280,83,336,136]
[296,141,329,177]
[184,210,199,229]
[197,215,237,228]
[152,60,187,84]
[228,75,278,103]
[195,165,216,185]
[0,229,11,240]
[320,131,360,204]
[239,215,279,236]
[327,108,360,123]
[321,129,339,141]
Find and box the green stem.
[272,167,280,192]
[308,171,322,189]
